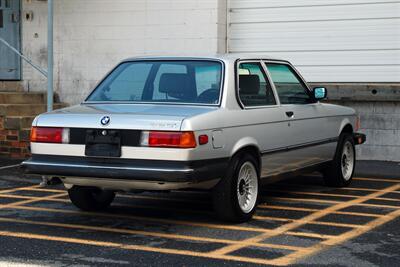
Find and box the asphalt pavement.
[0,159,399,266]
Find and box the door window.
[238,62,276,107]
[266,63,312,104]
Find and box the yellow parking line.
[265,189,400,202]
[259,205,318,212]
[269,197,341,204]
[331,210,381,218]
[209,183,400,257]
[344,187,382,192]
[0,185,40,194]
[268,197,399,209]
[0,192,67,209]
[272,183,382,193]
[355,203,400,209]
[259,204,381,218]
[0,217,305,252]
[253,215,291,222]
[285,231,335,239]
[3,193,385,222]
[302,221,364,229]
[353,177,400,183]
[0,204,273,233]
[23,187,66,193]
[0,231,322,266]
[265,189,358,198]
[275,207,400,266]
[0,193,69,202]
[0,203,333,240]
[253,216,365,229]
[0,229,300,266]
[1,192,382,222]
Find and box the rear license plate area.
[85,129,121,157]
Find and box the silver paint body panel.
[29,55,357,191]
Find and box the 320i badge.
[22,55,366,222]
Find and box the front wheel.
[213,154,259,222]
[323,133,356,187]
[68,186,115,211]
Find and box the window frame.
[235,59,279,109]
[84,58,225,107]
[263,60,316,106]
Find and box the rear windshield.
[86,60,223,105]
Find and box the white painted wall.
[228,0,400,82]
[21,0,227,104]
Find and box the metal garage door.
[228,0,400,82]
[0,0,21,80]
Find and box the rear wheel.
[323,133,356,187]
[213,153,259,222]
[68,186,115,211]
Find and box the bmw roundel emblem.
[100,116,110,126]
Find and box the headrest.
[159,73,196,100]
[239,75,260,95]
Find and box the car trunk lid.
[35,104,217,131]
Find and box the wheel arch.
[230,138,262,172]
[338,118,354,136]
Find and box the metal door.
[0,0,20,80]
[264,62,336,170]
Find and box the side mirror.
[313,87,327,100]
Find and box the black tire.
[323,133,356,187]
[68,186,115,211]
[213,153,260,223]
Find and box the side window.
[266,63,312,104]
[238,62,276,107]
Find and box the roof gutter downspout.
[47,0,54,112]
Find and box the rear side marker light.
[30,127,70,144]
[140,131,197,148]
[198,134,208,145]
[355,116,361,131]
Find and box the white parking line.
[0,164,20,170]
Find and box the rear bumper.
[353,132,366,145]
[22,155,229,184]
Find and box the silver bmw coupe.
[23,55,366,222]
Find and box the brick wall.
[0,117,30,158]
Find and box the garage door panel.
[298,65,400,82]
[229,35,398,53]
[228,1,400,82]
[230,3,400,23]
[230,0,399,9]
[259,50,400,66]
[228,19,400,39]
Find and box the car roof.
[121,54,287,64]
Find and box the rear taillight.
[140,131,196,148]
[30,127,69,144]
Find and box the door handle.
[285,111,294,118]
